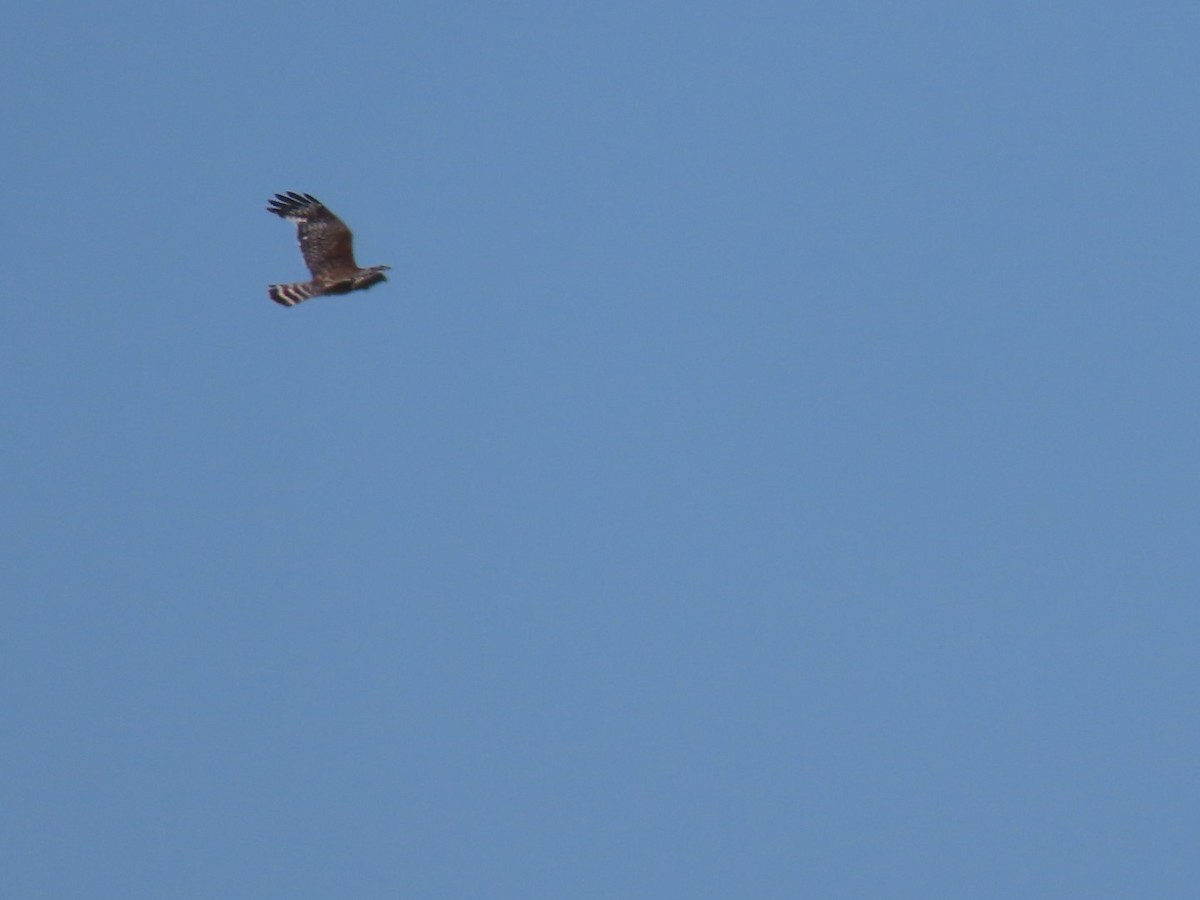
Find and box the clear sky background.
[3,2,1197,897]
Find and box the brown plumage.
[266,192,390,307]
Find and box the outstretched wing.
[266,192,359,280]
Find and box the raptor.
[266,192,390,307]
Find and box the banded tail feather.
[268,281,318,307]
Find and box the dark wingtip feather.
[266,191,323,217]
[266,190,324,217]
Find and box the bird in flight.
[266,192,391,307]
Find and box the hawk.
[266,192,391,307]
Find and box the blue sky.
[3,2,1198,896]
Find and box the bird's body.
[266,192,390,307]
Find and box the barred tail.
[268,281,318,307]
